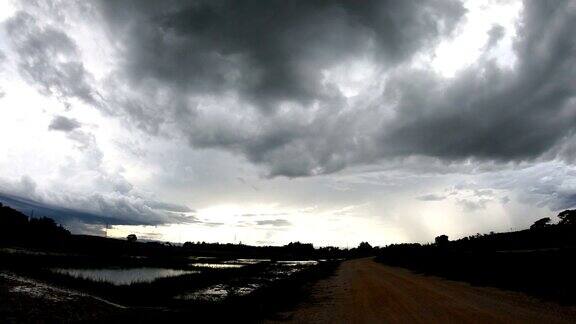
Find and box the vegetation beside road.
[376,210,576,304]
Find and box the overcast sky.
[0,0,575,247]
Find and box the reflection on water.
[277,260,319,266]
[189,263,245,269]
[188,256,217,260]
[52,268,198,285]
[177,284,228,301]
[223,258,271,265]
[176,283,261,302]
[268,267,303,279]
[174,260,328,303]
[234,283,260,296]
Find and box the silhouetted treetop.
[558,210,576,226]
[435,234,449,246]
[530,217,551,230]
[358,242,373,250]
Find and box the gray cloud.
[48,115,81,132]
[88,0,466,177]
[145,201,193,213]
[6,1,576,180]
[97,0,463,108]
[474,189,494,197]
[5,11,100,106]
[550,193,576,211]
[201,222,224,227]
[457,198,491,212]
[0,190,183,231]
[239,212,288,217]
[416,194,446,201]
[380,1,576,163]
[256,219,291,227]
[103,0,575,177]
[0,181,193,228]
[7,1,576,245]
[479,161,576,212]
[485,24,505,49]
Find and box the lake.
[52,267,199,285]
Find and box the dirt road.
[268,258,576,324]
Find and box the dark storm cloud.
[380,1,576,162]
[97,0,464,108]
[0,172,196,229]
[7,1,576,178]
[48,115,81,132]
[0,192,139,226]
[100,0,575,177]
[88,194,190,225]
[91,0,465,176]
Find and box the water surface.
[52,267,198,285]
[277,260,319,266]
[189,263,245,269]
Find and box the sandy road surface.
[268,258,576,324]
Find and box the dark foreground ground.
[4,256,576,323]
[268,258,576,324]
[0,250,340,323]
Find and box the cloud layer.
[99,1,575,177]
[1,0,575,243]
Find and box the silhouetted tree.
[435,234,449,246]
[127,234,137,242]
[0,203,29,230]
[285,242,314,250]
[1,204,69,245]
[530,217,551,230]
[558,210,576,226]
[182,241,193,249]
[358,241,373,251]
